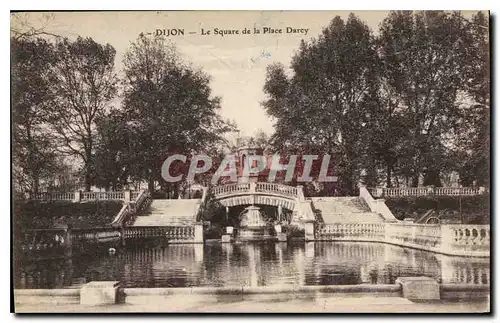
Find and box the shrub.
[13,200,124,229]
[384,194,490,224]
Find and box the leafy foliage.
[384,194,490,224]
[50,37,118,191]
[262,11,490,193]
[121,34,235,194]
[12,37,60,194]
[14,200,123,229]
[197,187,226,222]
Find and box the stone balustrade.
[81,191,125,201]
[359,186,398,221]
[212,182,302,200]
[255,182,298,198]
[29,190,139,202]
[316,223,386,242]
[315,222,489,257]
[441,224,490,254]
[111,190,151,226]
[212,183,250,197]
[71,228,121,244]
[368,186,486,197]
[123,226,198,243]
[31,192,75,201]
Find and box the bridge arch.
[217,194,297,211]
[208,182,314,221]
[210,182,307,212]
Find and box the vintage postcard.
[11,10,490,313]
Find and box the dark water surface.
[15,241,490,289]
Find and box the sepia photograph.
[10,10,490,313]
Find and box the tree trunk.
[148,176,155,193]
[84,134,93,192]
[32,171,39,196]
[84,171,92,192]
[386,163,392,188]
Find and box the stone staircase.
[132,199,201,226]
[310,197,386,223]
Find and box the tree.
[93,109,135,191]
[11,13,61,41]
[263,14,379,194]
[454,12,490,186]
[377,11,472,187]
[122,34,234,194]
[50,37,118,191]
[12,37,60,194]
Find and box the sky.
[13,11,414,136]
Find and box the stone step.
[131,199,200,227]
[310,197,372,216]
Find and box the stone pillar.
[304,221,315,241]
[249,182,256,193]
[124,190,131,202]
[297,185,305,200]
[194,244,204,262]
[73,191,81,203]
[395,277,440,300]
[305,241,315,258]
[440,225,455,255]
[80,281,121,305]
[194,223,204,243]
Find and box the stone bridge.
[210,182,315,221]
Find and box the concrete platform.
[15,295,489,313]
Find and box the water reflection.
[15,241,490,289]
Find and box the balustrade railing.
[81,191,125,201]
[444,224,490,248]
[31,192,75,201]
[315,222,489,257]
[255,182,298,198]
[368,186,486,198]
[124,226,195,241]
[212,182,300,199]
[435,187,482,196]
[71,227,121,244]
[26,190,139,202]
[316,223,386,241]
[386,222,442,248]
[111,189,151,226]
[212,183,250,196]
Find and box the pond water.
[15,241,490,289]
